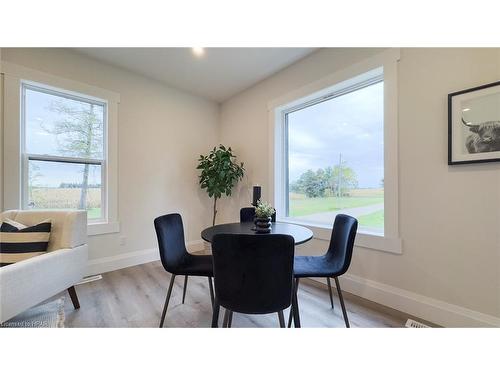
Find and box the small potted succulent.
[254,200,276,233]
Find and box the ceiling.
[73,48,317,102]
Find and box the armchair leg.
[67,286,80,309]
[334,277,350,328]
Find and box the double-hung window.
[21,82,107,222]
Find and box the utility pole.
[337,153,343,198]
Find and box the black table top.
[201,222,313,245]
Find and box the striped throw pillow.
[0,219,52,267]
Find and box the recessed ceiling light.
[192,47,205,57]
[462,108,470,112]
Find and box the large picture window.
[284,77,384,234]
[21,83,107,222]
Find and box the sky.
[25,87,104,188]
[288,81,384,188]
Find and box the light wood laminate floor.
[55,261,408,328]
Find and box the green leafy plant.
[197,145,245,225]
[255,200,276,219]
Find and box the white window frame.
[2,62,120,236]
[21,82,108,223]
[268,49,402,254]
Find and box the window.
[21,83,107,222]
[284,77,384,235]
[271,51,401,253]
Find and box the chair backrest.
[211,233,295,314]
[154,213,188,274]
[325,214,358,275]
[239,207,276,222]
[0,210,87,251]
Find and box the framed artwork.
[448,80,500,165]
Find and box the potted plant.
[254,200,276,233]
[197,145,245,226]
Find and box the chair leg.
[326,277,334,309]
[67,286,80,309]
[228,311,233,328]
[159,274,176,328]
[278,310,285,328]
[208,277,214,307]
[288,278,301,328]
[211,299,220,328]
[222,309,230,328]
[334,277,350,328]
[182,275,188,304]
[287,279,299,328]
[291,279,301,328]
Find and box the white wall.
[1,48,220,273]
[218,48,500,326]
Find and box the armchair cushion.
[0,219,52,267]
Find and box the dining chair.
[239,207,276,223]
[210,233,299,328]
[287,214,358,328]
[154,213,214,327]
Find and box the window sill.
[88,221,120,236]
[278,218,402,254]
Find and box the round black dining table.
[201,221,313,245]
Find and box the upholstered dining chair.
[288,214,358,328]
[210,233,299,328]
[239,207,276,223]
[154,213,214,327]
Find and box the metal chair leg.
[288,278,297,328]
[159,274,176,328]
[326,277,334,309]
[208,277,215,307]
[182,275,188,304]
[228,311,233,328]
[222,309,230,328]
[291,279,301,328]
[334,277,350,328]
[278,310,285,328]
[211,299,220,328]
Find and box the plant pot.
[254,216,272,233]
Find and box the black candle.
[252,186,261,206]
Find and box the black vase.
[254,217,272,233]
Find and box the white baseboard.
[313,274,500,328]
[86,240,205,276]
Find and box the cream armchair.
[0,210,88,323]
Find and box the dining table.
[201,221,313,245]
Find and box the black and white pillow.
[0,218,52,267]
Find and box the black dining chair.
[288,214,358,328]
[210,233,300,328]
[239,207,276,223]
[154,213,215,328]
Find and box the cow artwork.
[448,81,500,164]
[462,118,500,154]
